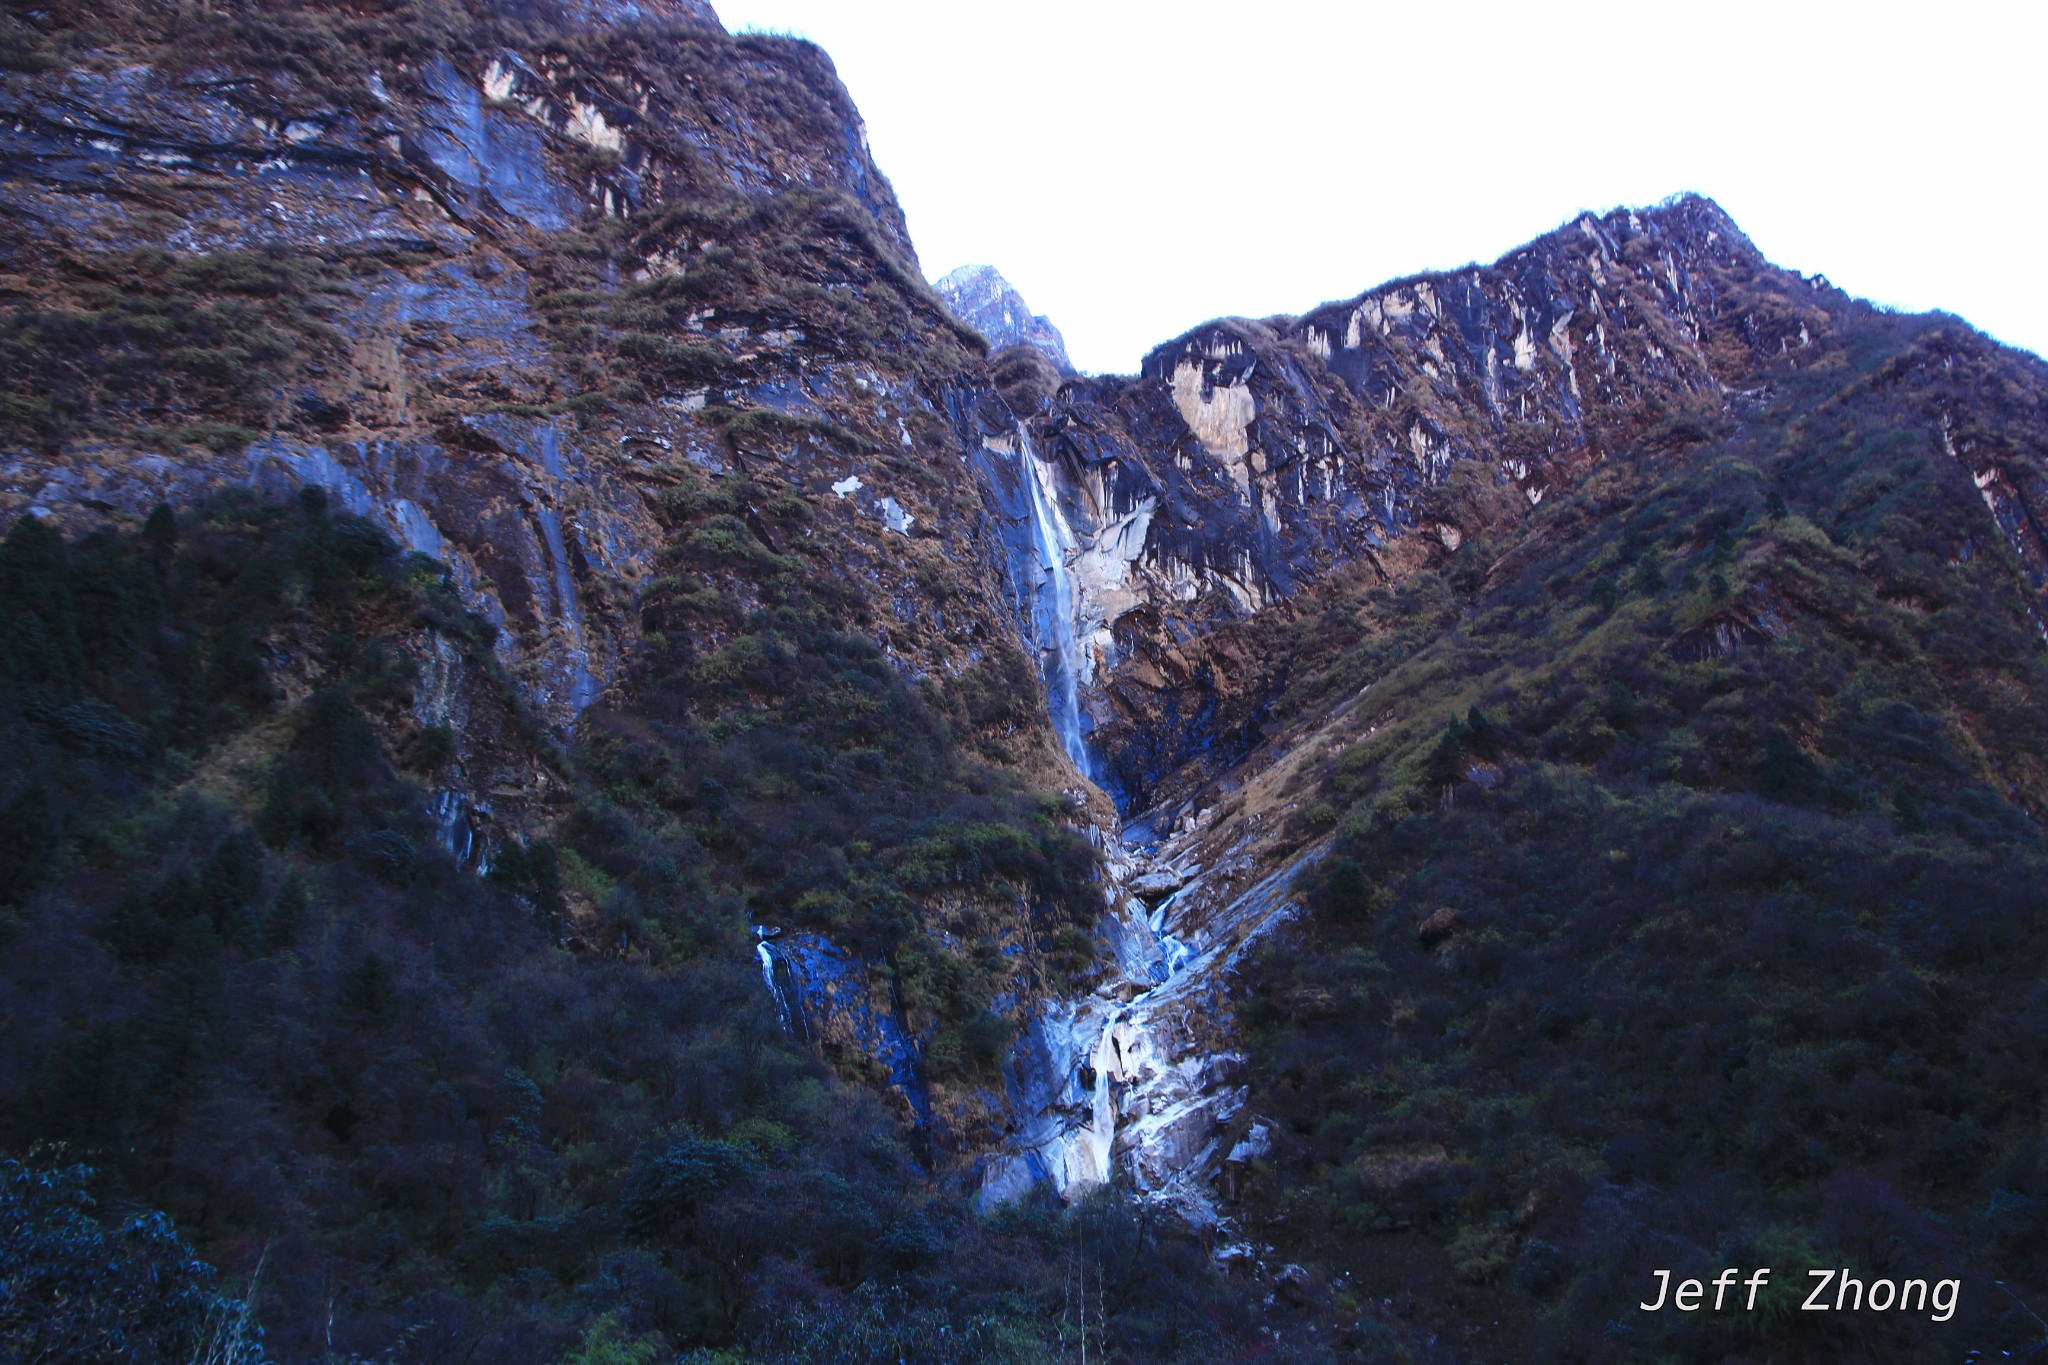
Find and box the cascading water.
[1016,425,1095,779]
[752,927,806,1039]
[739,413,1303,1227]
[976,840,1325,1222]
[432,789,494,875]
[754,929,789,1030]
[432,790,476,868]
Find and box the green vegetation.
[1240,309,2048,1359]
[580,463,1099,1049]
[0,6,1277,1363]
[1,1155,265,1364]
[0,246,348,452]
[0,495,1283,1363]
[12,5,2048,1360]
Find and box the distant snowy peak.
[935,264,1076,375]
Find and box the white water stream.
[748,417,1318,1227]
[1017,426,1094,779]
[993,426,1323,1220]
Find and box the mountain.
[6,3,2048,1363]
[935,264,1076,375]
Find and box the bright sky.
[713,1,2045,376]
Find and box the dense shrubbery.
[0,496,1258,1364]
[579,463,1099,1054]
[0,246,352,452]
[1,1155,265,1364]
[1240,309,2048,1360]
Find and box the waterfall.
[432,790,482,871]
[753,928,800,1036]
[1017,426,1094,779]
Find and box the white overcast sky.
[712,1,2044,376]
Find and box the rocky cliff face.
[12,8,2048,1349]
[995,197,1842,812]
[935,263,1075,375]
[950,196,2048,1234]
[0,2,1063,843]
[0,1,1133,1166]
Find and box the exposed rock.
[763,931,931,1129]
[0,11,936,743]
[1416,906,1464,947]
[1128,867,1191,901]
[937,264,1075,375]
[1213,1241,1258,1273]
[1275,1263,1315,1308]
[991,198,1852,810]
[1226,1120,1271,1165]
[17,0,2048,1279]
[975,819,1327,1220]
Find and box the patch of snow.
[878,497,914,535]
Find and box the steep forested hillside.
[1226,308,2048,1361]
[0,463,1261,1365]
[0,1,1254,1360]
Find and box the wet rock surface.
[968,797,1326,1224]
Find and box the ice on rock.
[877,495,914,535]
[973,835,1327,1220]
[1227,1121,1272,1165]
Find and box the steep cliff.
[0,0,1086,846]
[996,197,1844,811]
[0,5,1141,1360]
[972,201,2048,1359]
